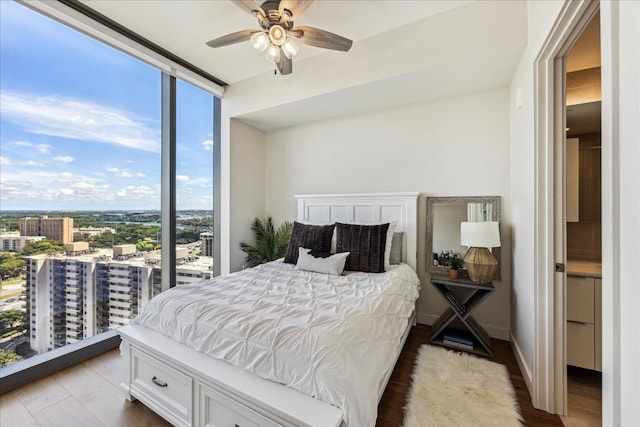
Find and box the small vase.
[449,269,459,279]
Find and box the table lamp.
[460,221,501,284]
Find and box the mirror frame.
[426,196,501,279]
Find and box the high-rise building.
[24,248,213,355]
[20,216,74,244]
[200,232,213,257]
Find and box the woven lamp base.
[463,247,497,284]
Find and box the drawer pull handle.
[567,320,590,325]
[152,376,168,387]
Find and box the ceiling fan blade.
[231,0,266,18]
[206,29,256,48]
[279,0,313,19]
[277,51,293,75]
[289,26,352,52]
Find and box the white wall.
[508,0,566,395]
[229,119,266,273]
[262,87,512,339]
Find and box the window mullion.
[161,73,177,290]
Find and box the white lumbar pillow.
[295,247,350,276]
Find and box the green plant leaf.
[239,217,293,266]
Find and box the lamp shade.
[460,221,501,248]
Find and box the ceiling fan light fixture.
[282,39,299,59]
[250,32,269,52]
[268,25,287,46]
[265,44,281,63]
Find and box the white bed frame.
[119,192,419,427]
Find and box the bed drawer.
[131,348,193,426]
[199,383,280,427]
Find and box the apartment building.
[200,232,214,257]
[19,216,73,244]
[0,234,46,252]
[24,248,212,354]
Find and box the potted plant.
[240,217,293,267]
[448,253,464,279]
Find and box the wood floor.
[1,323,563,427]
[561,366,602,427]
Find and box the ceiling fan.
[206,0,353,75]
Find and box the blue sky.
[0,1,215,211]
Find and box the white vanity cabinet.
[567,275,602,371]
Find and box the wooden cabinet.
[566,138,580,222]
[567,275,601,371]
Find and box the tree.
[0,309,27,330]
[20,239,65,256]
[176,227,201,244]
[240,217,293,267]
[0,257,24,280]
[0,349,22,367]
[136,240,154,252]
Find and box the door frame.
[532,0,599,416]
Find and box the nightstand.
[429,276,495,357]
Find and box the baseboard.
[417,312,510,341]
[510,331,533,398]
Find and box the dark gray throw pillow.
[284,222,336,264]
[335,222,390,273]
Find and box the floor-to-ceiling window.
[0,0,220,377]
[176,80,215,282]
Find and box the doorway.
[562,10,602,426]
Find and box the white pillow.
[295,247,350,276]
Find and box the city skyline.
[0,1,215,211]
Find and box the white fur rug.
[403,345,523,427]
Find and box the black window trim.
[56,0,227,88]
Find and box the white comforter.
[132,259,420,427]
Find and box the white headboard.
[295,192,419,270]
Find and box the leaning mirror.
[426,196,501,279]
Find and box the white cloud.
[12,141,52,154]
[116,185,158,200]
[54,156,74,163]
[19,160,45,167]
[176,175,190,183]
[0,157,10,165]
[136,172,146,178]
[1,91,160,152]
[107,166,135,178]
[0,170,111,207]
[189,177,211,187]
[203,140,214,151]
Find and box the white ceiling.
[78,0,528,131]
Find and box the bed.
[119,192,420,427]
